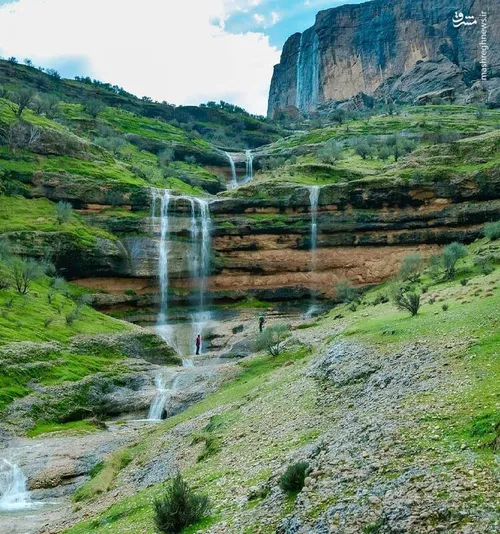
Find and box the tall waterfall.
[225,152,238,189]
[245,150,254,182]
[307,186,320,317]
[0,459,32,511]
[151,189,171,324]
[309,186,320,269]
[295,30,320,112]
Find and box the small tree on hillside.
[317,139,343,164]
[56,201,73,224]
[83,98,106,118]
[253,323,290,357]
[391,286,421,316]
[158,147,175,168]
[10,257,44,295]
[335,279,358,303]
[442,242,467,279]
[399,252,424,283]
[11,88,36,117]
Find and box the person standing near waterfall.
[259,315,265,333]
[195,334,201,355]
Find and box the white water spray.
[309,186,320,269]
[0,459,33,512]
[148,374,168,420]
[152,190,171,324]
[225,152,238,189]
[244,150,254,182]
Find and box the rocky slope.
[268,0,500,116]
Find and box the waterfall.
[225,152,238,189]
[306,186,320,317]
[295,30,320,112]
[309,186,320,269]
[245,150,254,182]
[148,374,181,420]
[153,190,170,324]
[0,459,32,511]
[148,374,168,420]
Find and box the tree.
[335,279,358,303]
[253,323,290,357]
[94,136,126,155]
[11,88,36,117]
[279,461,310,493]
[317,139,343,164]
[154,474,211,534]
[23,59,33,67]
[158,148,174,168]
[40,94,60,118]
[352,138,371,159]
[10,257,44,295]
[46,68,61,80]
[442,242,467,279]
[391,286,421,316]
[330,108,347,125]
[1,121,40,151]
[56,201,73,224]
[83,98,106,118]
[399,253,424,283]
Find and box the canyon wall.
[268,0,500,116]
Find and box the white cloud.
[0,0,280,115]
[252,13,265,25]
[270,11,280,25]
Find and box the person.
[195,334,201,355]
[258,315,265,333]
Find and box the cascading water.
[148,374,168,420]
[244,150,254,182]
[295,30,320,112]
[0,459,32,511]
[309,186,320,269]
[225,152,238,189]
[307,186,320,317]
[152,189,171,324]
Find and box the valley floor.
[41,240,499,534]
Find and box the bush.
[56,201,73,224]
[484,221,500,241]
[94,136,126,155]
[391,287,420,316]
[317,139,343,164]
[335,279,358,303]
[399,253,424,283]
[253,323,290,357]
[442,242,468,279]
[154,473,210,534]
[9,257,44,295]
[442,304,449,311]
[473,256,494,275]
[158,148,175,168]
[460,279,468,286]
[279,461,309,493]
[83,98,106,118]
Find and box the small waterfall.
[295,30,320,112]
[0,459,32,511]
[295,33,304,110]
[148,374,168,420]
[245,150,254,182]
[148,374,181,420]
[225,152,238,189]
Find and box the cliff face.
[268,0,500,116]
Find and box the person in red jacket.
[195,334,201,355]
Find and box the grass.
[27,419,102,438]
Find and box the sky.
[0,0,362,115]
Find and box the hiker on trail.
[258,315,265,333]
[195,334,201,355]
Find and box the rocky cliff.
[268,0,500,116]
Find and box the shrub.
[124,289,137,297]
[460,279,468,286]
[65,307,80,325]
[253,323,290,357]
[317,139,343,164]
[44,317,54,328]
[335,279,358,303]
[94,136,126,155]
[473,256,494,275]
[372,293,389,305]
[184,155,196,164]
[158,148,175,168]
[11,88,36,117]
[442,304,449,311]
[442,242,468,279]
[9,257,44,295]
[83,98,106,118]
[391,287,420,316]
[399,253,424,282]
[154,473,210,534]
[56,201,73,224]
[279,461,309,493]
[484,221,500,241]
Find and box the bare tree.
[11,88,36,117]
[83,98,106,118]
[1,121,40,152]
[10,257,44,295]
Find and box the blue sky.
[0,0,363,114]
